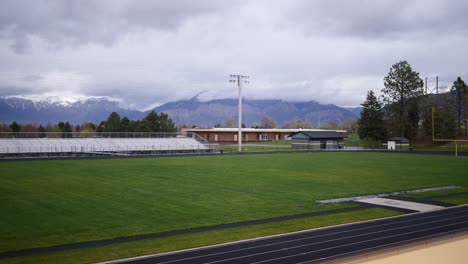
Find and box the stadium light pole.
[229,74,249,152]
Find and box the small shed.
[383,137,410,150]
[289,131,345,150]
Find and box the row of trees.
[1,111,176,137]
[0,121,75,137]
[97,111,176,133]
[214,116,357,132]
[358,60,468,143]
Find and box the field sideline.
[1,152,467,263]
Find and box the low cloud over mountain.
[1,95,360,127]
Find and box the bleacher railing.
[0,132,220,157]
[0,131,195,139]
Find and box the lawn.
[0,152,467,260]
[414,144,468,152]
[220,140,306,153]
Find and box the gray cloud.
[0,0,467,109]
[288,0,468,39]
[0,0,231,52]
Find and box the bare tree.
[260,116,277,128]
[319,121,339,130]
[223,118,236,128]
[283,119,313,129]
[339,119,358,134]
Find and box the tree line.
[97,111,176,133]
[0,111,176,137]
[214,115,357,133]
[358,60,468,145]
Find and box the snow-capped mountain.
[153,98,360,127]
[0,95,361,126]
[3,95,122,110]
[0,95,143,124]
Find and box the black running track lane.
[107,205,468,264]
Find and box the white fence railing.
[0,134,220,156]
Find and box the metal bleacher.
[0,132,218,158]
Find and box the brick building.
[181,128,346,144]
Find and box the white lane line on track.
[151,209,468,264]
[201,216,468,264]
[103,206,468,264]
[296,228,468,264]
[250,221,468,264]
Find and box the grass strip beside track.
[394,190,468,207]
[401,188,468,199]
[1,208,400,264]
[436,194,468,205]
[0,203,364,259]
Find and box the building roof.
[289,131,345,139]
[387,137,409,142]
[182,128,347,133]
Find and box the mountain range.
[0,95,361,127]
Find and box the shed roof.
[290,131,345,139]
[387,137,409,142]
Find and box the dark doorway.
[320,140,326,149]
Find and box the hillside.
[0,96,360,126]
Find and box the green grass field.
[1,152,467,263]
[220,140,305,153]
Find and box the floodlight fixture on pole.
[229,74,250,152]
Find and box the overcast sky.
[0,0,467,110]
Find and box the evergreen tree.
[450,77,468,135]
[142,111,160,132]
[406,97,420,141]
[159,112,176,132]
[120,117,130,132]
[358,90,386,141]
[63,122,73,138]
[433,105,456,139]
[38,124,46,138]
[421,97,457,140]
[382,60,424,137]
[10,121,20,135]
[97,121,106,133]
[141,111,176,132]
[106,112,121,132]
[420,96,435,138]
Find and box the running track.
[107,205,468,264]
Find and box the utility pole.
[229,74,249,152]
[425,76,440,103]
[425,77,428,94]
